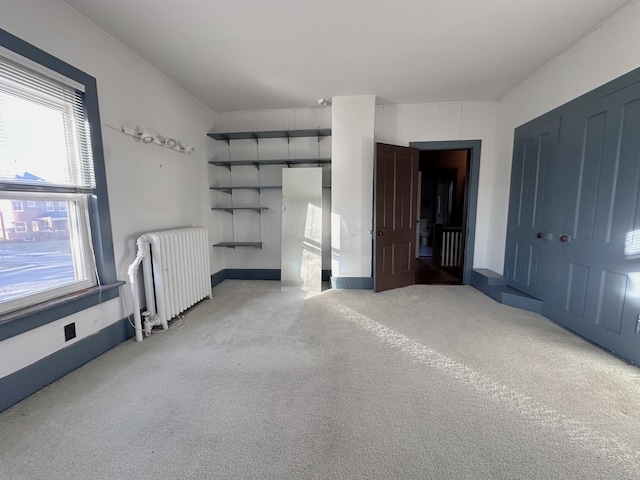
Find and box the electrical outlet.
[64,322,76,341]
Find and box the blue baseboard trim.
[226,269,281,280]
[211,270,226,287]
[331,276,374,290]
[0,316,134,413]
[470,269,543,314]
[211,269,332,285]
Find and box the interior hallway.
[1,280,639,479]
[415,257,462,285]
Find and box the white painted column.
[331,95,376,285]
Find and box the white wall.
[213,107,332,271]
[375,101,498,270]
[332,96,377,279]
[0,0,218,379]
[493,0,640,273]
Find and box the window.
[0,28,118,330]
[0,50,95,312]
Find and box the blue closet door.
[505,117,560,301]
[548,82,640,364]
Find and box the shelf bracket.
[222,135,230,146]
[251,161,260,170]
[251,133,259,145]
[285,131,290,144]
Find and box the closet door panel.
[610,97,640,246]
[504,118,560,299]
[551,83,640,364]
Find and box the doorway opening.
[373,140,480,292]
[415,149,470,285]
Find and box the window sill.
[0,281,124,341]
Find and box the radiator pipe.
[127,237,148,342]
[144,235,169,331]
[141,240,156,318]
[127,235,168,342]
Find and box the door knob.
[377,231,384,236]
[560,234,571,243]
[537,232,544,239]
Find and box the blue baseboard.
[470,269,543,314]
[0,316,134,413]
[210,269,226,287]
[212,269,332,286]
[226,269,281,280]
[331,276,374,290]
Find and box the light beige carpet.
[1,280,639,479]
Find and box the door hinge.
[636,314,640,335]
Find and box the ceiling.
[63,0,634,112]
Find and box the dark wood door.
[504,117,560,300]
[375,143,419,292]
[548,83,640,364]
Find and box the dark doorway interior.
[415,149,470,285]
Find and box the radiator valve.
[142,311,152,337]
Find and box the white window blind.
[0,53,95,192]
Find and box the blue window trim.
[0,28,119,340]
